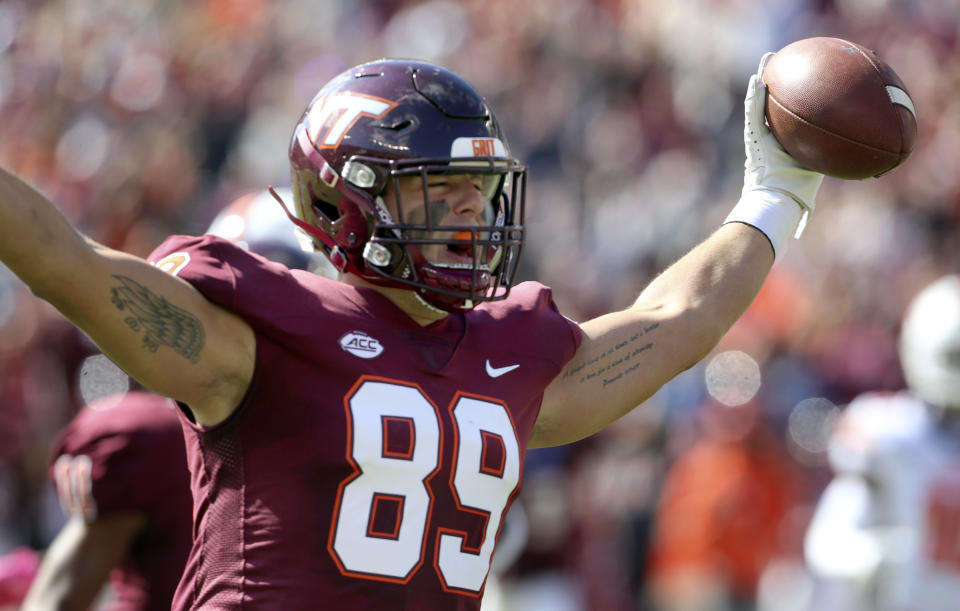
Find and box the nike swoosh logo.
[486,360,520,378]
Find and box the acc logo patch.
[339,330,384,359]
[152,252,191,277]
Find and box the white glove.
[725,53,825,256]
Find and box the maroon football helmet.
[285,59,526,312]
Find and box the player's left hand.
[741,53,824,229]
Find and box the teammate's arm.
[20,513,147,611]
[0,166,253,425]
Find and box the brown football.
[762,37,917,180]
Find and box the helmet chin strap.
[413,291,456,316]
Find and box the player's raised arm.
[531,54,824,448]
[533,39,916,449]
[0,165,254,425]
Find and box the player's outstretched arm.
[532,54,823,448]
[20,513,147,611]
[534,224,773,447]
[0,166,254,424]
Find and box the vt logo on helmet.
[306,93,396,150]
[284,59,526,313]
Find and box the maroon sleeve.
[479,281,582,369]
[148,234,331,345]
[147,233,314,309]
[517,281,582,365]
[49,393,186,522]
[148,234,243,309]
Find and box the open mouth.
[422,230,467,265]
[436,231,485,267]
[447,241,473,257]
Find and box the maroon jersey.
[49,391,193,611]
[149,235,581,610]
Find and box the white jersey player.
[805,275,960,611]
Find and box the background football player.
[805,275,960,611]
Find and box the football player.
[805,275,960,611]
[21,392,192,611]
[19,189,330,611]
[1,56,825,609]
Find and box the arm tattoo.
[110,275,205,362]
[561,322,659,387]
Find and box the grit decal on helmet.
[287,59,527,312]
[450,137,509,159]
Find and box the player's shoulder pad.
[148,234,296,309]
[477,281,565,317]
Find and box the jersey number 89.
[329,377,521,595]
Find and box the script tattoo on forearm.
[110,275,205,362]
[561,322,659,388]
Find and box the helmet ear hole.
[310,201,339,231]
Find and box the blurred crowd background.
[0,0,957,609]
